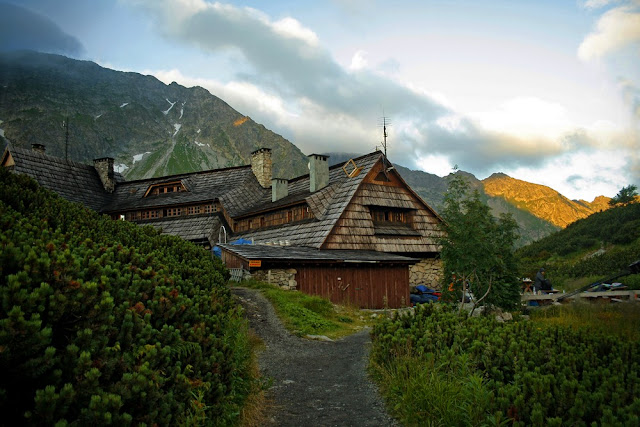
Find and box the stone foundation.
[410,258,443,290]
[251,268,297,290]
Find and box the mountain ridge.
[0,50,309,180]
[0,51,611,245]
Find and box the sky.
[1,0,639,201]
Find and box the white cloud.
[272,17,319,46]
[578,5,640,60]
[471,97,571,140]
[582,0,619,9]
[504,149,631,200]
[122,0,639,200]
[416,154,455,177]
[349,50,368,71]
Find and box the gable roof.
[1,145,124,211]
[234,151,383,248]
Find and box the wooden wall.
[295,264,410,309]
[322,163,443,252]
[221,250,249,269]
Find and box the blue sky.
[1,0,639,200]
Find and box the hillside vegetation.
[516,202,640,289]
[0,168,253,424]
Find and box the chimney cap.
[251,147,272,155]
[308,153,329,160]
[93,157,114,162]
[31,143,46,152]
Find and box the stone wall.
[251,268,297,290]
[410,258,443,290]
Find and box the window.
[144,181,187,197]
[166,207,182,217]
[370,207,410,224]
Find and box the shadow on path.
[232,287,397,427]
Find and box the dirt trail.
[232,287,397,427]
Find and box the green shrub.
[0,169,251,425]
[371,304,640,426]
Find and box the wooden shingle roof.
[235,151,383,248]
[219,243,419,264]
[136,215,222,245]
[103,166,258,213]
[3,146,124,211]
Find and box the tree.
[609,184,638,206]
[439,172,521,311]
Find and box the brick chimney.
[31,144,46,154]
[251,148,272,188]
[272,178,288,202]
[93,157,115,193]
[309,154,329,192]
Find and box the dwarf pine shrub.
[0,169,251,425]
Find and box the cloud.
[578,4,640,60]
[0,2,84,55]
[125,0,637,199]
[582,0,620,9]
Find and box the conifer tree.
[439,171,520,311]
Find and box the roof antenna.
[378,111,394,173]
[63,117,69,161]
[378,112,391,158]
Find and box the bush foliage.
[0,168,252,425]
[516,202,640,288]
[370,304,640,426]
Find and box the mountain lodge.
[2,144,444,308]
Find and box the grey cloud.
[130,1,633,185]
[0,2,84,55]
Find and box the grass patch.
[370,353,508,427]
[530,302,640,341]
[237,330,273,427]
[236,279,375,339]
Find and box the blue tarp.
[213,238,252,258]
[231,238,253,245]
[212,246,222,258]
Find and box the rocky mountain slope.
[1,51,610,246]
[0,50,308,179]
[482,173,610,228]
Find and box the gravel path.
[232,287,397,427]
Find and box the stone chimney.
[31,144,46,154]
[93,157,115,193]
[309,154,330,192]
[251,148,272,188]
[272,178,289,202]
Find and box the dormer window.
[370,207,410,224]
[144,180,187,197]
[369,206,420,236]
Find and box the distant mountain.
[0,50,309,179]
[1,52,610,247]
[482,173,610,228]
[325,153,610,246]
